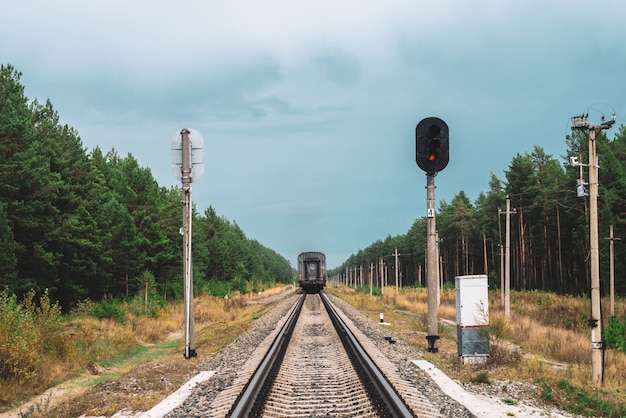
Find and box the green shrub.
[22,289,69,359]
[231,276,249,295]
[0,290,40,383]
[125,293,166,318]
[355,285,382,296]
[442,281,455,290]
[604,315,626,352]
[202,276,275,298]
[202,278,230,297]
[88,295,126,323]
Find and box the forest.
[331,120,626,297]
[3,61,626,311]
[0,65,293,310]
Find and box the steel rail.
[229,291,413,417]
[320,291,414,418]
[227,292,306,417]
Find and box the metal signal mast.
[171,128,205,359]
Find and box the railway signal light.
[416,117,449,175]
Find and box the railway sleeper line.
[213,291,441,418]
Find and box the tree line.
[332,122,626,297]
[0,64,293,309]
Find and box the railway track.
[206,292,441,417]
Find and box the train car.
[297,252,326,293]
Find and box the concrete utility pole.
[604,224,621,317]
[504,197,513,318]
[394,247,399,294]
[497,208,504,305]
[379,259,383,289]
[360,264,364,287]
[587,126,603,385]
[499,243,504,306]
[370,263,374,296]
[571,113,615,385]
[418,264,422,287]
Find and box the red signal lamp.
[415,117,449,174]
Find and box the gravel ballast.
[162,290,582,418]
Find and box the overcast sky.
[2,1,625,269]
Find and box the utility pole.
[571,112,615,385]
[379,258,384,295]
[394,247,399,294]
[418,264,422,287]
[384,260,387,291]
[497,207,504,305]
[504,197,513,318]
[360,264,363,287]
[370,263,374,296]
[604,225,621,317]
[497,242,504,305]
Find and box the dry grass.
[7,284,624,416]
[383,286,626,384]
[327,284,626,417]
[1,285,293,416]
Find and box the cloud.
[3,0,626,268]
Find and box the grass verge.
[2,286,292,417]
[326,285,626,418]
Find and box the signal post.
[171,128,205,359]
[415,117,449,352]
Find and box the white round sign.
[171,128,205,181]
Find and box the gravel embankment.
[165,290,581,418]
